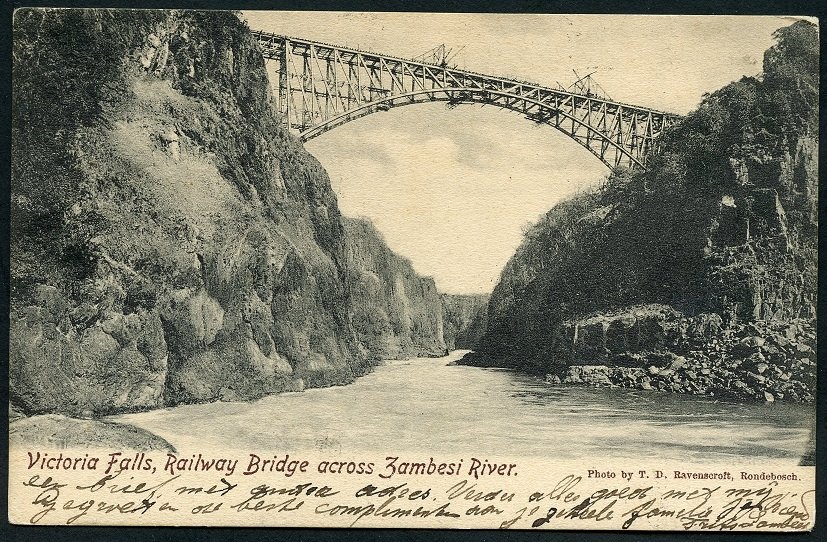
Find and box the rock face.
[560,305,684,367]
[549,315,815,403]
[461,21,818,403]
[10,10,448,416]
[10,285,169,415]
[441,294,489,351]
[343,218,447,360]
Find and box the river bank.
[555,318,815,403]
[8,349,421,452]
[462,315,816,404]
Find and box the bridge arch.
[299,87,643,169]
[253,31,682,170]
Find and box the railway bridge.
[252,31,682,169]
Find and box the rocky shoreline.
[9,412,175,452]
[462,302,815,405]
[550,318,815,404]
[9,349,452,452]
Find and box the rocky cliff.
[441,294,488,350]
[343,217,447,360]
[10,9,448,417]
[462,21,818,403]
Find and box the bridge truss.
[253,31,682,170]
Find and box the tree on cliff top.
[762,20,819,135]
[649,19,818,194]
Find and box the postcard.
[8,9,817,530]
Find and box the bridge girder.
[253,30,682,170]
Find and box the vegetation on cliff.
[464,21,818,403]
[441,294,488,351]
[343,217,447,360]
[10,9,453,417]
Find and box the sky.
[242,12,807,294]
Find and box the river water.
[117,351,813,464]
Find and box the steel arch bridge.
[253,31,682,170]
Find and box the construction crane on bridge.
[526,71,615,125]
[413,43,466,69]
[558,69,613,100]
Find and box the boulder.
[10,414,174,451]
[737,336,766,354]
[564,365,611,385]
[545,374,562,385]
[9,296,168,416]
[668,354,688,370]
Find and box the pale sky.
[243,12,807,294]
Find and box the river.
[116,351,813,464]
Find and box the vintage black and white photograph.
[8,9,818,530]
